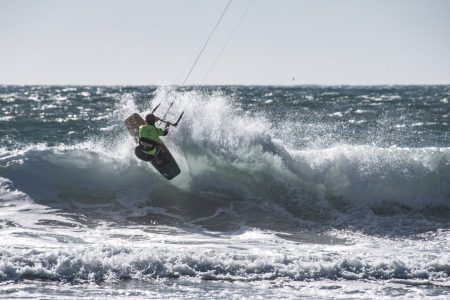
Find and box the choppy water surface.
[1,85,450,299]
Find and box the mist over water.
[1,85,450,299]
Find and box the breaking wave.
[2,88,450,215]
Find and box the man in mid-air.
[134,114,169,162]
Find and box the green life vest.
[138,125,165,155]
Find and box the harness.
[138,137,159,153]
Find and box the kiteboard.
[125,112,181,180]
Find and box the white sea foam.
[1,228,449,284]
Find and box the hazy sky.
[1,0,449,85]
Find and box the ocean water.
[0,85,449,299]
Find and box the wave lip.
[298,145,450,210]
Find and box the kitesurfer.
[134,114,169,162]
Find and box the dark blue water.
[1,85,449,148]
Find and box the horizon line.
[1,83,450,87]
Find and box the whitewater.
[0,85,449,299]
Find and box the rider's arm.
[163,123,169,135]
[157,126,169,136]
